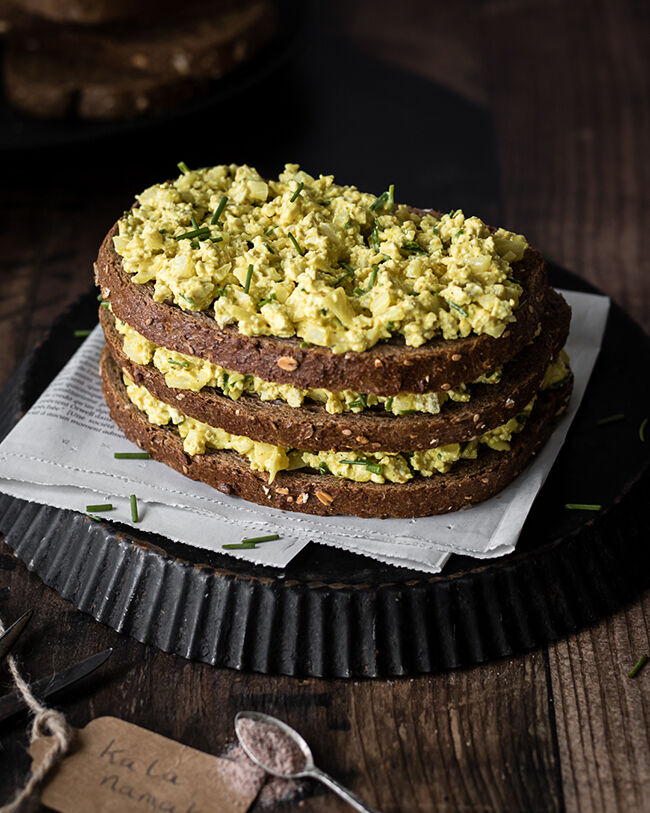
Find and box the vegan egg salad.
[122,351,570,484]
[113,163,529,354]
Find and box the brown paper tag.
[30,716,264,813]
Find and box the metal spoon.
[235,710,379,813]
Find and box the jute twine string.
[0,618,71,813]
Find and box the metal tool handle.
[308,766,380,813]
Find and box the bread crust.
[96,220,549,395]
[101,346,573,518]
[100,288,570,452]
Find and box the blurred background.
[0,0,648,388]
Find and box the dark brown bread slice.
[100,287,570,452]
[7,2,273,82]
[97,221,549,395]
[101,347,573,519]
[3,44,206,119]
[5,0,224,25]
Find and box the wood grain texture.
[1,0,649,809]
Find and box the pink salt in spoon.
[235,711,380,812]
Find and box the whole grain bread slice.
[101,346,573,518]
[97,220,549,395]
[100,286,570,452]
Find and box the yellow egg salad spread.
[114,315,502,416]
[113,163,529,354]
[123,351,569,485]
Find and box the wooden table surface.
[1,1,649,810]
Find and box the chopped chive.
[241,534,281,544]
[366,266,378,291]
[85,504,113,512]
[222,542,258,550]
[177,161,190,174]
[211,195,228,224]
[74,329,92,337]
[97,292,104,301]
[179,293,196,307]
[334,264,355,286]
[168,358,190,368]
[211,236,223,243]
[264,226,275,237]
[597,413,625,426]
[388,183,395,209]
[288,232,304,256]
[258,293,277,308]
[318,462,331,475]
[444,299,468,318]
[385,397,394,411]
[640,417,648,442]
[86,514,102,522]
[174,227,211,241]
[114,452,151,459]
[402,240,428,255]
[353,286,365,296]
[100,302,110,308]
[130,494,139,523]
[243,264,254,294]
[263,241,276,254]
[344,218,352,229]
[371,220,380,253]
[565,503,602,511]
[628,654,649,679]
[454,229,465,238]
[449,209,457,217]
[340,459,383,475]
[290,181,304,203]
[369,190,389,212]
[190,214,199,230]
[300,341,312,348]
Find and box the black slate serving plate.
[1,264,649,677]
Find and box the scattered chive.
[174,227,211,241]
[211,236,223,243]
[211,195,228,224]
[344,218,352,229]
[264,241,276,254]
[628,654,649,679]
[371,220,380,253]
[86,514,102,522]
[85,504,113,512]
[640,417,648,442]
[449,208,457,217]
[168,358,190,368]
[597,413,625,426]
[130,494,139,523]
[290,181,304,203]
[74,329,92,337]
[334,264,355,286]
[388,183,395,209]
[300,341,312,348]
[177,161,190,174]
[244,264,253,294]
[264,226,275,237]
[179,293,196,307]
[385,397,394,411]
[100,302,110,308]
[402,240,428,255]
[369,190,389,212]
[222,543,258,550]
[288,232,304,256]
[366,266,379,291]
[565,503,602,511]
[318,462,331,475]
[114,452,151,459]
[241,534,281,544]
[454,228,465,238]
[340,459,384,475]
[258,293,277,308]
[353,287,365,296]
[190,214,199,230]
[97,292,104,301]
[444,299,468,318]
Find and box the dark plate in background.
[0,0,305,152]
[1,264,649,677]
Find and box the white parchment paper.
[0,290,609,573]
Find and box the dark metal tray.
[1,264,649,677]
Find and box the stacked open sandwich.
[96,164,573,518]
